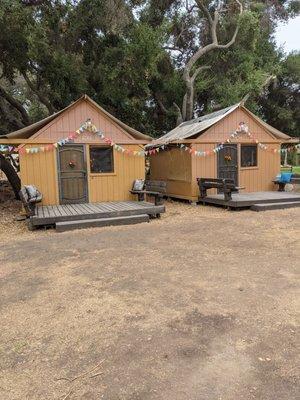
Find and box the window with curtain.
[241,145,257,167]
[90,146,114,173]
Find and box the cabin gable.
[30,99,136,143]
[197,107,278,143]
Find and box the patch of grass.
[281,166,300,174]
[13,341,27,353]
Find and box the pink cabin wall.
[30,99,135,144]
[198,107,279,143]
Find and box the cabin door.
[217,144,238,186]
[58,145,88,204]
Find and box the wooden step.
[56,214,150,232]
[251,201,300,212]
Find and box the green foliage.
[0,0,299,137]
[258,52,300,137]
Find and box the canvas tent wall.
[150,104,293,202]
[1,95,150,205]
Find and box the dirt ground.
[0,199,299,400]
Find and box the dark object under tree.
[0,154,21,199]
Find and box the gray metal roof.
[155,103,240,143]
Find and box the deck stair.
[251,201,300,212]
[199,191,300,209]
[56,214,149,232]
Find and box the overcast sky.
[275,15,300,53]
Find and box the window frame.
[240,144,258,169]
[89,145,115,175]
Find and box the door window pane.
[241,145,257,167]
[90,146,114,173]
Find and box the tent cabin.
[1,95,150,205]
[149,103,294,202]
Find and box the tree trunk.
[185,79,194,121]
[283,149,288,166]
[177,0,243,122]
[0,154,21,199]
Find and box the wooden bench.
[197,177,245,202]
[19,185,42,217]
[130,180,166,206]
[273,173,300,191]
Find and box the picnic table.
[197,177,244,202]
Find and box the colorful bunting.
[0,119,145,157]
[147,123,300,158]
[1,120,299,158]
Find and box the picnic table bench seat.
[197,177,245,202]
[130,180,166,206]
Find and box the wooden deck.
[200,191,300,209]
[30,201,165,228]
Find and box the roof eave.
[3,94,152,142]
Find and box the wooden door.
[217,144,238,185]
[58,145,88,204]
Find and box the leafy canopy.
[0,0,299,137]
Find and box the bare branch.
[191,65,211,82]
[181,94,187,121]
[211,11,219,43]
[195,0,213,27]
[163,46,185,54]
[173,102,183,126]
[183,43,217,82]
[157,99,168,114]
[216,0,243,48]
[180,0,244,121]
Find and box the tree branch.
[195,0,213,27]
[21,1,45,6]
[215,0,243,48]
[173,102,183,126]
[22,72,55,114]
[163,46,185,54]
[0,85,30,126]
[181,0,244,121]
[189,0,243,64]
[157,99,168,114]
[191,65,211,82]
[0,97,25,132]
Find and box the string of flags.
[0,119,146,157]
[148,122,300,157]
[0,119,299,157]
